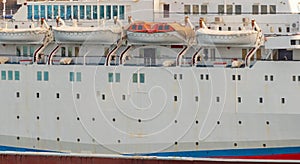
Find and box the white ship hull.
[0,61,300,159]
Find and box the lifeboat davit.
[126,18,195,45]
[53,18,123,44]
[196,19,259,46]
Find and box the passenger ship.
[1,0,300,163]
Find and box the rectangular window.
[252,5,259,14]
[264,75,268,81]
[216,96,220,102]
[34,5,39,19]
[47,5,52,19]
[61,47,66,57]
[108,73,114,82]
[77,93,80,99]
[66,5,72,19]
[16,46,21,56]
[235,5,242,14]
[16,92,20,98]
[56,93,60,99]
[23,46,28,57]
[270,5,276,14]
[291,40,296,45]
[44,71,49,81]
[133,73,138,83]
[179,74,183,80]
[69,72,74,82]
[73,5,78,19]
[281,97,285,104]
[292,75,296,81]
[27,5,33,20]
[68,47,72,57]
[201,5,207,14]
[8,70,13,80]
[15,71,20,80]
[1,70,6,80]
[298,76,300,81]
[60,5,65,19]
[76,72,81,82]
[74,47,79,57]
[206,74,209,80]
[113,5,118,18]
[54,5,59,18]
[115,73,120,82]
[237,75,241,81]
[195,96,199,102]
[270,75,274,81]
[237,97,242,103]
[184,5,191,15]
[193,5,199,15]
[100,5,105,19]
[80,5,85,19]
[218,5,224,14]
[36,92,40,98]
[174,74,177,80]
[226,5,233,14]
[200,74,204,80]
[174,96,178,102]
[122,95,126,100]
[40,5,46,18]
[106,5,111,19]
[30,46,35,57]
[119,5,125,19]
[140,73,145,83]
[102,94,105,100]
[93,5,98,19]
[232,75,236,80]
[163,4,169,18]
[261,5,267,14]
[86,5,91,19]
[259,97,263,103]
[37,71,42,81]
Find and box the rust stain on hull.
[0,153,298,164]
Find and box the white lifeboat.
[53,17,123,44]
[196,19,259,46]
[0,20,47,43]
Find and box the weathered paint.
[0,153,300,164]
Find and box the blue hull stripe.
[1,145,300,158]
[141,147,300,158]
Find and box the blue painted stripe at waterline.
[1,145,300,158]
[141,147,300,158]
[0,145,59,153]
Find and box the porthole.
[77,138,80,142]
[112,118,116,122]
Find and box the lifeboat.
[126,18,195,45]
[0,26,47,43]
[196,19,259,46]
[53,18,123,44]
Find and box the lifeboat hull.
[53,28,122,44]
[196,29,258,46]
[0,29,46,43]
[127,31,185,45]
